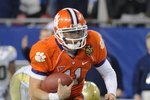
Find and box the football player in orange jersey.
[29,8,117,100]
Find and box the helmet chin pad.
[64,41,81,50]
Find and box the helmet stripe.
[66,9,74,25]
[74,10,79,24]
[66,8,78,25]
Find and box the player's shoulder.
[32,35,55,48]
[87,30,103,43]
[31,35,56,56]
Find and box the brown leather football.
[40,73,72,93]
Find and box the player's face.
[54,8,88,50]
[63,30,84,44]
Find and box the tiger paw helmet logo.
[85,44,93,56]
[35,52,46,62]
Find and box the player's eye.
[63,30,84,39]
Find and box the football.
[40,73,72,93]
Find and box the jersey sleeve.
[88,30,107,66]
[30,41,52,75]
[96,33,107,65]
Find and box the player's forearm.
[30,88,60,100]
[96,59,117,95]
[29,77,49,100]
[30,88,49,100]
[103,70,117,95]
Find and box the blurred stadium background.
[1,21,149,100]
[1,0,150,99]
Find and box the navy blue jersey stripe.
[32,68,49,76]
[55,38,63,50]
[94,59,106,67]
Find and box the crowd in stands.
[1,0,150,21]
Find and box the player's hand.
[57,78,74,100]
[116,88,123,97]
[105,93,116,100]
[134,94,141,100]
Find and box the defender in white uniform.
[10,65,31,100]
[0,46,17,100]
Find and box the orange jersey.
[30,30,107,98]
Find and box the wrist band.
[48,93,59,100]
